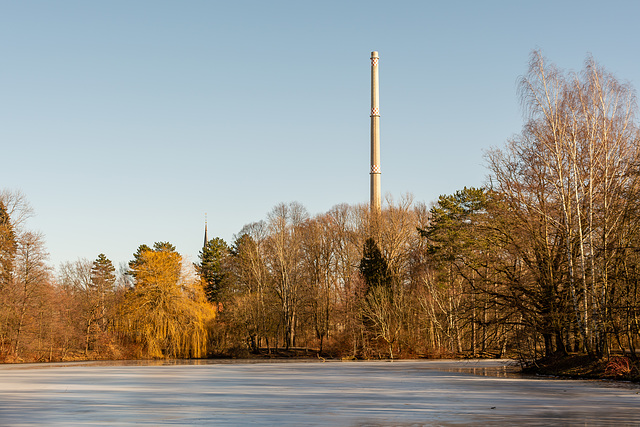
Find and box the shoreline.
[3,351,639,384]
[521,354,640,383]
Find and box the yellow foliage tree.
[120,247,215,358]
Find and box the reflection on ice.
[0,359,638,426]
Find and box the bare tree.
[10,231,51,359]
[58,259,94,354]
[228,221,275,352]
[0,190,34,231]
[264,202,308,349]
[486,50,640,358]
[299,214,337,352]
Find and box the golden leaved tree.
[120,246,215,358]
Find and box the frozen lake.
[1,359,639,425]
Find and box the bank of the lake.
[214,347,640,384]
[523,354,640,382]
[7,348,640,385]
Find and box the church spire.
[203,213,208,249]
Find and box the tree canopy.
[196,237,230,303]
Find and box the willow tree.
[121,245,215,358]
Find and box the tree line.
[1,51,640,363]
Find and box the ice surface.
[0,359,638,426]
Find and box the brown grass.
[523,354,640,382]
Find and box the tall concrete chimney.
[370,51,381,213]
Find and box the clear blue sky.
[2,0,640,269]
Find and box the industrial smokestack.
[370,51,381,213]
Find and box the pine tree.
[83,254,117,352]
[0,200,17,287]
[128,244,151,281]
[153,241,176,253]
[196,237,230,303]
[91,254,116,292]
[359,237,390,294]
